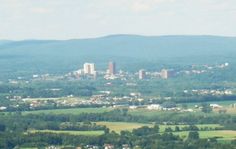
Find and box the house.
[104,144,114,149]
[122,144,130,149]
[0,106,7,111]
[210,104,222,109]
[147,104,162,110]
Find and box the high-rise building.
[139,69,146,80]
[160,69,168,79]
[84,63,95,75]
[160,69,175,79]
[108,61,116,75]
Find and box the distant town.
[1,61,235,114]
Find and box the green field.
[128,109,169,117]
[128,108,221,117]
[29,130,104,136]
[23,98,60,101]
[26,122,235,142]
[20,147,38,149]
[96,122,153,132]
[23,107,110,115]
[185,101,236,107]
[96,122,222,133]
[20,148,38,149]
[173,130,236,141]
[95,122,235,140]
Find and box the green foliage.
[188,131,200,140]
[201,103,213,113]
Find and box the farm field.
[28,130,104,136]
[129,107,236,116]
[96,122,222,133]
[20,147,38,149]
[22,98,61,101]
[28,123,233,141]
[20,148,38,149]
[227,107,236,114]
[183,100,236,107]
[128,108,221,117]
[96,122,153,132]
[173,130,236,141]
[23,107,110,115]
[96,122,235,141]
[128,109,170,117]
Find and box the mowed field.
[173,130,236,141]
[96,122,235,141]
[128,109,222,117]
[23,107,111,115]
[20,147,38,149]
[227,107,236,114]
[29,130,104,136]
[26,122,235,141]
[96,122,222,133]
[96,122,153,132]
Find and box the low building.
[122,144,130,149]
[104,144,114,149]
[210,104,222,109]
[147,104,162,110]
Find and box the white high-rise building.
[161,69,168,79]
[83,63,95,75]
[139,69,146,80]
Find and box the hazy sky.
[0,0,236,40]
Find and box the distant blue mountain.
[0,35,236,75]
[1,35,236,59]
[0,40,13,46]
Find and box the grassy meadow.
[23,107,111,115]
[96,122,222,133]
[173,130,236,141]
[28,130,104,136]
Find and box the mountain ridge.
[0,34,236,78]
[1,34,236,43]
[1,35,235,57]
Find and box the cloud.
[131,2,151,12]
[130,0,175,13]
[30,7,52,14]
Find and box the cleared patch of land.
[227,107,236,114]
[128,109,221,117]
[22,98,60,101]
[173,130,236,140]
[96,122,222,133]
[20,147,38,149]
[20,148,38,149]
[128,109,169,117]
[23,107,110,115]
[96,122,153,132]
[29,130,104,136]
[27,123,233,141]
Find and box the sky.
[0,0,236,40]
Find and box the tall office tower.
[139,69,146,80]
[84,63,90,74]
[108,61,116,75]
[160,69,168,79]
[90,63,95,74]
[84,63,95,75]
